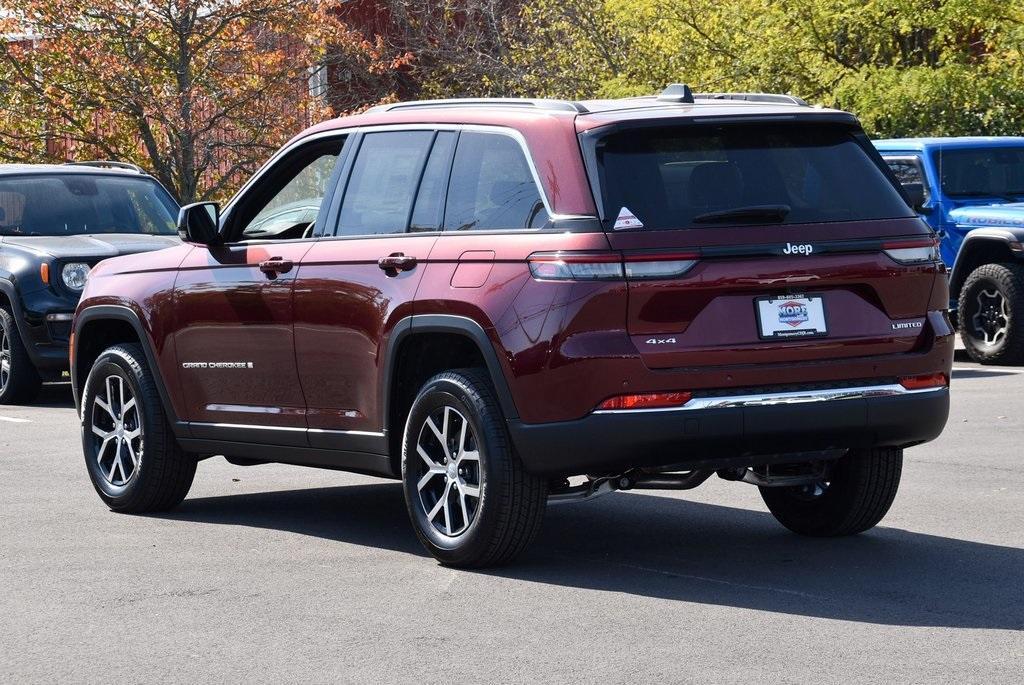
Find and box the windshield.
[0,174,178,237]
[593,123,913,230]
[934,147,1024,199]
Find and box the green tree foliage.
[509,0,1024,137]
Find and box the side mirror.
[902,182,928,213]
[177,202,222,245]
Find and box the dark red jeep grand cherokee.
[72,86,952,567]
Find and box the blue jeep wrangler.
[875,137,1024,364]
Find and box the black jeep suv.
[0,162,179,403]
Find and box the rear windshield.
[933,147,1024,198]
[0,174,178,237]
[593,123,913,230]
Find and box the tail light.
[623,252,699,279]
[899,373,948,390]
[883,238,940,264]
[597,391,692,410]
[528,251,699,281]
[527,252,623,281]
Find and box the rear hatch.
[580,117,941,369]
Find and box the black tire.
[81,343,196,512]
[0,304,42,404]
[760,448,902,537]
[958,262,1024,365]
[401,368,547,568]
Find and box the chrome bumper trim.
[593,383,945,414]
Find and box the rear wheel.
[401,369,547,568]
[81,343,196,512]
[760,447,902,537]
[958,262,1024,365]
[0,305,42,404]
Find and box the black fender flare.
[949,229,1024,299]
[72,305,183,432]
[380,314,520,437]
[0,277,32,346]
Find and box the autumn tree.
[0,1,370,202]
[508,0,1024,138]
[324,0,532,110]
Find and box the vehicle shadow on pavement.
[28,383,75,408]
[167,483,1023,631]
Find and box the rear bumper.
[508,384,949,477]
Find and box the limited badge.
[613,206,643,230]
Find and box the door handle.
[259,257,293,278]
[378,252,418,274]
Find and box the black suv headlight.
[61,262,92,291]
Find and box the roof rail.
[64,160,144,173]
[694,92,809,107]
[366,98,589,114]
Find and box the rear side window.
[338,131,434,236]
[593,124,914,230]
[933,147,1024,197]
[410,131,457,232]
[444,132,549,231]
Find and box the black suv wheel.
[0,304,42,404]
[760,447,902,536]
[81,343,196,512]
[401,369,547,568]
[958,262,1024,365]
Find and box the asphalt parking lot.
[1,352,1022,683]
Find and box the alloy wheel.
[971,288,1010,346]
[90,375,143,487]
[0,326,10,394]
[413,405,482,537]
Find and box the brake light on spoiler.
[528,251,699,281]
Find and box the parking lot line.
[0,415,31,423]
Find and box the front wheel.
[81,343,196,512]
[958,262,1024,365]
[0,305,42,404]
[760,447,902,537]
[401,369,547,568]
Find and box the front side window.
[239,141,343,241]
[933,147,1024,199]
[593,123,914,230]
[0,175,177,236]
[885,158,924,186]
[444,132,548,231]
[337,131,434,236]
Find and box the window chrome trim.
[341,122,596,224]
[592,383,946,414]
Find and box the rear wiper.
[693,204,791,223]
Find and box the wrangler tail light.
[597,391,693,410]
[898,373,948,390]
[883,238,940,264]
